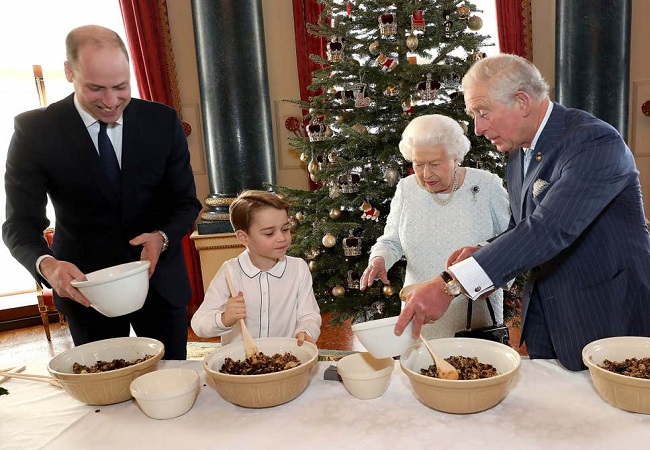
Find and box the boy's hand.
[295,331,316,346]
[221,291,246,327]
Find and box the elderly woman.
[360,114,510,339]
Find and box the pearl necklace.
[430,168,459,206]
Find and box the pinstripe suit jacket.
[473,102,650,370]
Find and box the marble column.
[555,0,631,138]
[191,0,276,234]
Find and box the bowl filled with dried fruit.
[48,336,164,405]
[582,336,650,414]
[399,337,521,414]
[203,337,318,408]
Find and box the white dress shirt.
[191,249,322,345]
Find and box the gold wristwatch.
[440,271,462,297]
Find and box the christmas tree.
[276,0,511,325]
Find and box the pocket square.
[533,179,550,197]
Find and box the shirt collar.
[73,95,124,128]
[237,249,287,278]
[528,100,554,151]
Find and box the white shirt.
[74,95,124,166]
[191,249,322,345]
[452,101,554,299]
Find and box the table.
[1,359,649,449]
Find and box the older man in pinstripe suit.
[396,54,650,371]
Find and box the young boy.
[191,190,321,346]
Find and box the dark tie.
[98,121,121,193]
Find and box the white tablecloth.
[1,358,649,449]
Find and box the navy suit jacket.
[473,102,650,370]
[3,94,202,313]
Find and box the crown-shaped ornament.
[327,36,345,63]
[378,12,397,37]
[307,120,328,142]
[342,230,362,257]
[417,73,441,102]
[339,172,361,193]
[347,270,361,290]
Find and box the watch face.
[445,281,462,297]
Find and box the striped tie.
[523,148,533,177]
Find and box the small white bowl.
[351,316,415,359]
[337,352,394,400]
[71,261,150,317]
[130,368,200,419]
[582,336,650,414]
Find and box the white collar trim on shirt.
[73,95,124,128]
[237,249,287,279]
[528,100,554,151]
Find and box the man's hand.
[221,291,246,328]
[39,257,91,307]
[129,232,165,276]
[360,257,389,290]
[446,245,481,268]
[394,276,453,338]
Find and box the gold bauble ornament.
[329,208,342,219]
[352,123,368,134]
[382,285,395,297]
[328,151,338,163]
[328,87,337,94]
[406,34,419,51]
[310,173,318,183]
[467,15,483,31]
[295,211,304,221]
[322,233,336,248]
[309,260,317,271]
[332,285,345,297]
[336,115,345,123]
[307,160,319,175]
[300,152,309,162]
[458,5,471,19]
[369,41,380,55]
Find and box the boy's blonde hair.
[229,190,290,232]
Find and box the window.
[0,1,138,308]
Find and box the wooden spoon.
[420,334,459,380]
[225,273,259,359]
[0,371,62,388]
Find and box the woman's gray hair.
[461,53,549,105]
[398,114,471,163]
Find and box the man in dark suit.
[2,25,202,359]
[396,54,650,371]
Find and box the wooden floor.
[0,315,526,368]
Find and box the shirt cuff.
[36,254,54,278]
[448,257,494,300]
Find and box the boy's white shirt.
[190,248,322,345]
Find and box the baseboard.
[0,311,61,333]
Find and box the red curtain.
[292,0,326,103]
[495,0,533,60]
[119,0,204,311]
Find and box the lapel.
[506,150,523,222]
[55,95,121,209]
[518,102,566,218]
